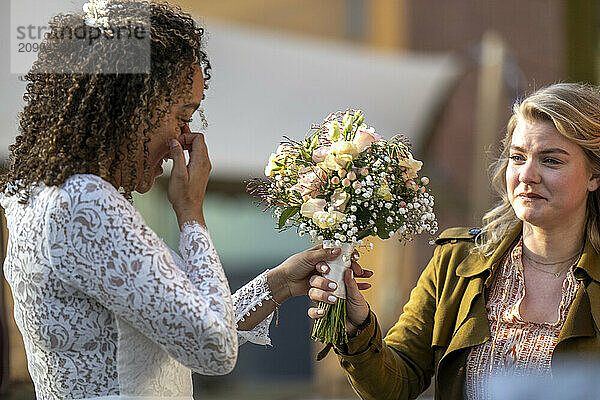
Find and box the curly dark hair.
[0,0,211,201]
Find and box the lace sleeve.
[168,248,275,347]
[233,270,275,346]
[177,221,233,321]
[45,176,237,375]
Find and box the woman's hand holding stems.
[308,252,373,336]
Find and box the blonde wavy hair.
[476,83,600,255]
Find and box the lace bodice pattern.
[1,174,274,400]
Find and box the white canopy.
[200,21,460,179]
[0,12,461,180]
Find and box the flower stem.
[311,299,348,346]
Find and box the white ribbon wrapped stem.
[322,241,355,299]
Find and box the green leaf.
[310,134,319,148]
[375,218,390,239]
[355,112,364,126]
[355,228,372,240]
[278,206,300,229]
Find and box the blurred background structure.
[1,0,599,399]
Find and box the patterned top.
[1,174,274,400]
[465,238,580,399]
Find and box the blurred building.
[1,0,599,399]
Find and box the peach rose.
[353,126,383,153]
[312,146,330,163]
[292,167,327,202]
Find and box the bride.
[0,1,368,399]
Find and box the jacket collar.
[574,235,600,283]
[455,221,600,284]
[455,223,522,279]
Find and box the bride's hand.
[167,125,211,228]
[266,245,355,302]
[267,246,371,304]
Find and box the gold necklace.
[522,253,579,278]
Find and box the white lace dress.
[1,174,275,400]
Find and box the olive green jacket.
[335,223,600,400]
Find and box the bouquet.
[248,109,437,346]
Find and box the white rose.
[300,198,326,218]
[331,141,359,159]
[312,210,345,229]
[319,154,340,172]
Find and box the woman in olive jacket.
[308,83,600,399]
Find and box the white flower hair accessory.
[83,0,111,31]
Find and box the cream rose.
[317,154,338,172]
[300,198,326,218]
[398,153,423,179]
[331,141,359,159]
[336,154,353,168]
[330,188,350,211]
[312,210,345,229]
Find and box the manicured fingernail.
[170,139,179,148]
[317,309,324,315]
[353,253,359,261]
[327,295,337,303]
[319,264,328,273]
[328,282,337,290]
[331,248,340,255]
